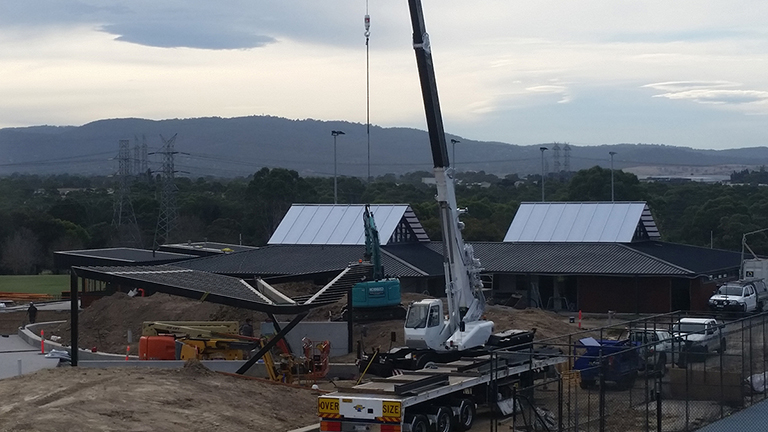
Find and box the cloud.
[1,1,371,50]
[101,23,276,50]
[525,85,571,103]
[644,81,768,106]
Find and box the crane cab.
[404,299,445,350]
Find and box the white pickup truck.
[672,317,726,357]
[621,328,673,376]
[708,279,768,313]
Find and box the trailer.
[318,348,564,432]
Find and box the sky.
[2,0,768,150]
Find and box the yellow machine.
[140,321,257,361]
[139,321,331,384]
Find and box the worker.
[239,318,254,337]
[27,302,38,324]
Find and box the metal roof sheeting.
[73,265,321,313]
[176,244,442,278]
[467,242,689,275]
[268,204,427,245]
[504,202,659,243]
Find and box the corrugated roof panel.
[504,202,652,243]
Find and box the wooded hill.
[1,116,767,178]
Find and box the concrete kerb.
[19,321,130,361]
[287,423,320,432]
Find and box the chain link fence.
[491,311,768,432]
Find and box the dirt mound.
[51,293,267,355]
[0,366,320,432]
[177,358,216,377]
[485,305,581,341]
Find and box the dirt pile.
[0,366,321,432]
[51,293,268,355]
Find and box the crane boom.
[404,0,492,352]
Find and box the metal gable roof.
[468,242,690,275]
[504,202,659,243]
[268,204,427,245]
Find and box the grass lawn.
[0,275,69,295]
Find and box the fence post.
[656,375,662,432]
[558,374,563,432]
[599,327,605,432]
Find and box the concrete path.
[696,398,768,431]
[0,334,59,380]
[0,300,78,313]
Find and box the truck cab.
[708,279,768,313]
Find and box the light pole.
[331,130,345,204]
[451,139,460,169]
[540,146,548,202]
[609,151,617,202]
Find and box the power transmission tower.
[133,136,141,176]
[553,142,561,177]
[152,134,179,249]
[112,139,142,247]
[140,135,148,178]
[564,143,571,173]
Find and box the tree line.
[1,167,767,275]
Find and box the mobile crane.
[317,4,562,430]
[356,1,533,377]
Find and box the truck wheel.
[409,414,429,432]
[456,399,476,431]
[742,303,748,313]
[434,406,453,432]
[580,379,595,390]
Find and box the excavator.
[358,0,534,376]
[341,204,406,321]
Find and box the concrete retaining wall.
[261,321,350,357]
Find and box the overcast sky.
[2,0,768,150]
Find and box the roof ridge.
[617,243,694,274]
[380,249,429,276]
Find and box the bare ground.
[0,361,322,432]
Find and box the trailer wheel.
[456,399,475,431]
[435,406,453,432]
[409,414,429,432]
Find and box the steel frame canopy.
[67,265,329,368]
[70,265,325,315]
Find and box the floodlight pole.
[609,151,617,202]
[331,130,345,204]
[451,139,460,169]
[540,147,548,202]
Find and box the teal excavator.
[347,205,406,321]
